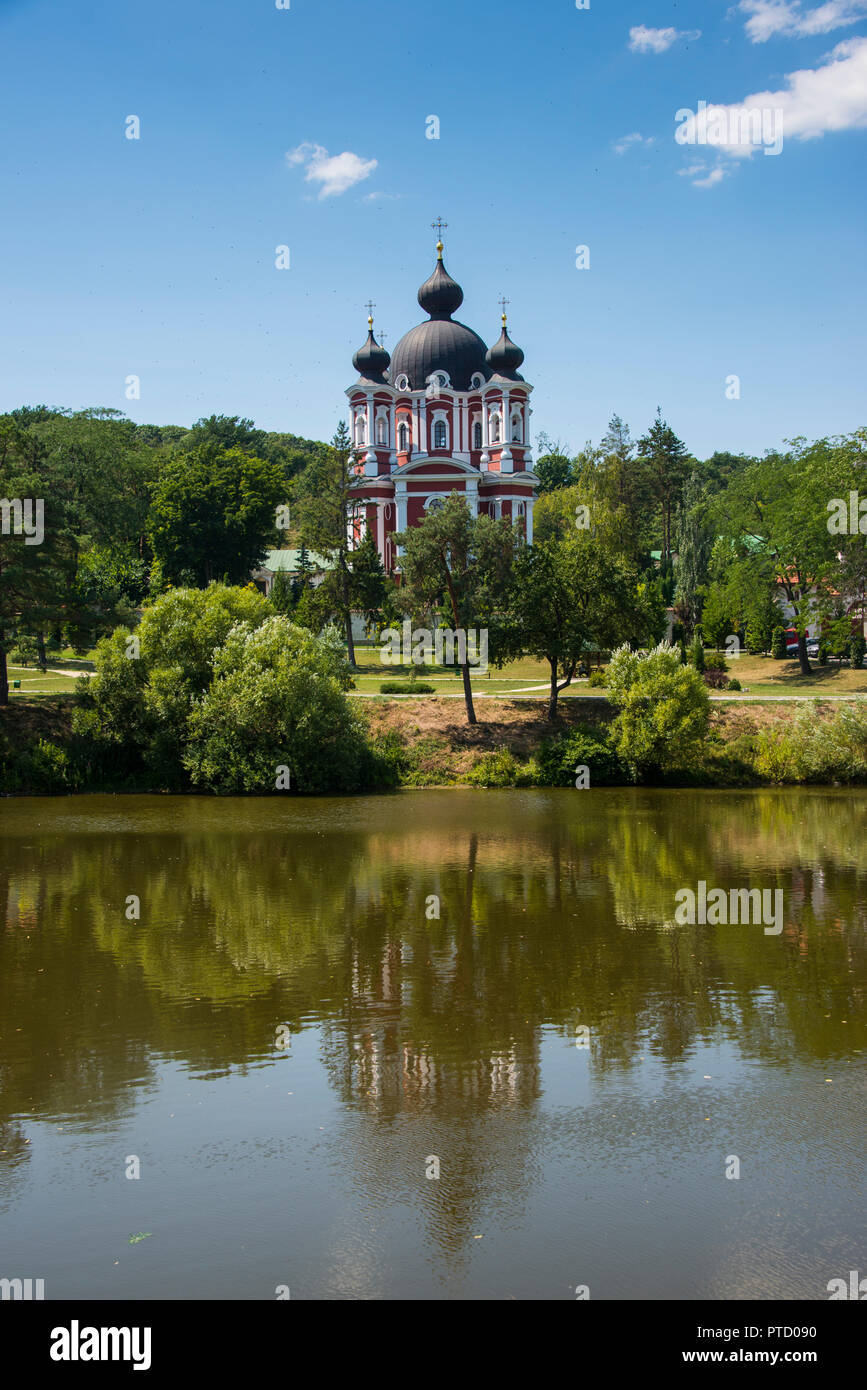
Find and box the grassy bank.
[4,692,867,794]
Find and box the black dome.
[352,324,390,383]
[417,257,464,319]
[391,318,491,392]
[391,248,490,391]
[486,323,525,380]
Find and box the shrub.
[703,668,729,689]
[690,633,705,673]
[379,681,436,694]
[587,669,607,689]
[818,644,829,667]
[726,678,742,691]
[184,616,369,794]
[467,748,522,788]
[605,642,710,777]
[535,726,625,786]
[850,634,867,668]
[772,626,787,660]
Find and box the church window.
[398,422,409,452]
[434,419,447,449]
[472,421,482,449]
[376,415,387,445]
[511,412,522,442]
[354,413,366,446]
[491,412,501,444]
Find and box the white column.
[526,498,534,544]
[376,500,385,565]
[466,478,479,518]
[395,480,408,553]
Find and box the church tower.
[346,227,538,573]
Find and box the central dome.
[390,249,491,391]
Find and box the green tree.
[605,642,710,778]
[637,410,692,564]
[396,493,519,726]
[148,444,287,587]
[295,422,361,667]
[350,528,390,636]
[673,472,714,633]
[508,534,637,720]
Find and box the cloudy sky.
[1,0,865,457]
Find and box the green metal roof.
[263,549,334,573]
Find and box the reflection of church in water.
[346,224,539,574]
[326,940,541,1116]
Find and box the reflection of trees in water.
[0,791,864,1143]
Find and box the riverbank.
[3,693,867,793]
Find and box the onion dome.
[352,315,390,382]
[486,312,525,380]
[417,242,464,319]
[390,239,491,391]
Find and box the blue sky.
[1,0,865,459]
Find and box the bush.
[726,678,742,691]
[690,633,705,673]
[587,669,607,689]
[535,726,625,786]
[703,669,730,689]
[605,642,710,777]
[772,626,787,660]
[379,681,436,695]
[467,748,522,788]
[184,616,369,794]
[850,634,866,668]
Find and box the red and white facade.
[345,243,538,573]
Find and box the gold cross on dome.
[498,295,510,324]
[431,217,448,240]
[364,300,376,327]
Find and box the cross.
[431,217,448,240]
[364,299,376,324]
[378,329,387,347]
[498,295,510,322]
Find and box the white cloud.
[678,35,867,157]
[739,0,867,42]
[693,166,727,187]
[362,190,402,203]
[287,142,377,199]
[629,24,701,53]
[613,131,655,154]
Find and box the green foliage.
[726,678,742,691]
[690,632,705,672]
[587,669,607,688]
[850,634,866,668]
[605,642,711,777]
[149,444,287,587]
[466,748,524,787]
[772,626,787,660]
[535,726,625,786]
[183,616,368,794]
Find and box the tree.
[714,435,859,676]
[148,443,286,588]
[605,643,710,778]
[396,493,519,726]
[534,433,573,492]
[508,534,637,720]
[350,528,390,635]
[184,616,366,794]
[673,472,714,633]
[637,410,691,564]
[295,422,361,667]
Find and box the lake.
[0,789,864,1300]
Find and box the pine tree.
[638,409,691,564]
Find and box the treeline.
[0,407,321,702]
[534,414,867,676]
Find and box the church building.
[346,229,538,573]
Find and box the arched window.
[354,413,366,446]
[511,412,522,442]
[425,495,446,514]
[472,421,483,449]
[514,500,525,517]
[398,422,409,452]
[491,412,501,444]
[434,419,447,449]
[376,415,387,446]
[490,500,501,520]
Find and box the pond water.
[0,789,864,1300]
